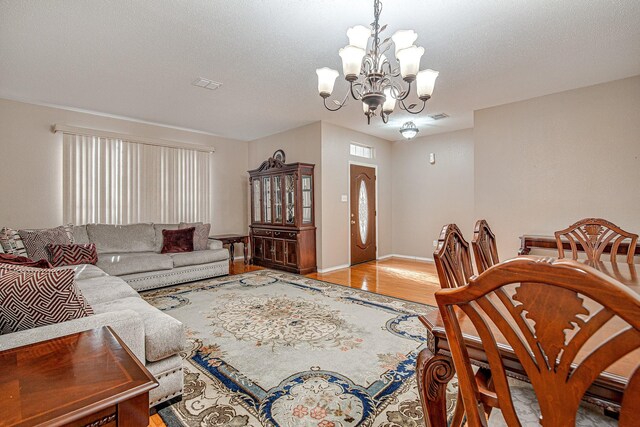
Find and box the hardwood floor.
[308,257,441,306]
[149,257,440,426]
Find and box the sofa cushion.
[153,224,179,252]
[179,222,211,251]
[58,264,108,281]
[48,243,98,267]
[76,275,140,305]
[92,296,185,362]
[72,225,90,244]
[169,248,229,268]
[0,265,93,334]
[87,223,156,253]
[96,252,173,276]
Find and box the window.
[349,142,374,159]
[62,131,213,225]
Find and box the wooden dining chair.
[435,257,640,427]
[472,219,499,274]
[433,224,474,288]
[555,218,638,263]
[430,224,478,426]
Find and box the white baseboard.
[378,254,435,263]
[317,263,350,273]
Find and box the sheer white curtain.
[63,133,213,225]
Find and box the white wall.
[474,75,640,259]
[0,98,249,234]
[391,129,475,259]
[321,122,393,270]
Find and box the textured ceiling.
[1,0,639,141]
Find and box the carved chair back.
[433,224,474,289]
[555,218,638,263]
[435,257,640,427]
[472,219,499,274]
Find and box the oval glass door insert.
[358,179,368,244]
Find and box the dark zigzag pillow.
[47,243,98,267]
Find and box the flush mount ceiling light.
[316,0,439,124]
[399,121,419,139]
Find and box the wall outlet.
[433,240,438,247]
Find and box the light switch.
[341,194,348,202]
[429,153,436,164]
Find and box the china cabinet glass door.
[263,177,272,222]
[302,175,312,224]
[285,174,295,224]
[274,176,283,223]
[252,179,261,222]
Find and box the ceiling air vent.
[192,77,222,90]
[428,113,449,120]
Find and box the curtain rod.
[53,124,215,153]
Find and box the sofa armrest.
[0,310,146,363]
[208,239,224,250]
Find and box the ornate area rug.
[143,270,454,427]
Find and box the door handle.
[350,220,356,225]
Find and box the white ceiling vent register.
[192,77,223,90]
[428,113,449,120]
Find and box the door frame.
[348,161,378,265]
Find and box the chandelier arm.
[398,98,428,114]
[322,90,351,112]
[350,81,364,100]
[392,80,413,102]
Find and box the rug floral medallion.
[143,270,456,427]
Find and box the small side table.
[210,234,250,265]
[0,326,157,427]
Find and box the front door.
[350,164,376,265]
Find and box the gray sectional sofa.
[0,223,230,407]
[76,223,230,291]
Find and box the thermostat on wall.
[429,153,436,164]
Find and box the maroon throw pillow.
[0,253,52,269]
[47,243,98,267]
[161,228,195,254]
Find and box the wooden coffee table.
[210,234,250,264]
[0,326,158,427]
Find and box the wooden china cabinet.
[248,151,317,274]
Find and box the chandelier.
[316,0,439,124]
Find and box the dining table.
[417,257,639,427]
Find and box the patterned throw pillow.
[18,226,72,262]
[0,264,93,334]
[179,222,211,251]
[0,228,28,257]
[47,243,98,267]
[161,227,195,254]
[0,253,52,269]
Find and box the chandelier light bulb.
[339,45,366,79]
[391,30,418,55]
[417,69,439,99]
[396,46,424,80]
[316,67,339,97]
[382,87,396,113]
[400,121,419,140]
[347,25,371,50]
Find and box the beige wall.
[0,98,249,234]
[320,122,393,270]
[248,122,323,265]
[391,129,475,259]
[474,75,640,259]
